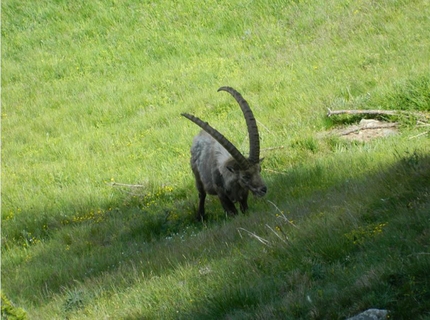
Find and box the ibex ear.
[259,158,265,163]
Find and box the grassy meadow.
[2,0,430,318]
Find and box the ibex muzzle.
[182,87,267,220]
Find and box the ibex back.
[182,86,267,221]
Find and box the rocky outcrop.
[347,308,389,320]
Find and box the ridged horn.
[217,87,260,164]
[181,113,250,169]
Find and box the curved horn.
[181,113,250,169]
[217,86,260,164]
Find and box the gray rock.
[346,308,389,320]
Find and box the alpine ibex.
[182,86,267,220]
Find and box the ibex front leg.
[197,191,206,221]
[239,192,249,213]
[217,192,239,216]
[192,169,208,221]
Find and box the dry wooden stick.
[108,182,146,188]
[327,108,398,117]
[327,108,429,122]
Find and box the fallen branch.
[327,108,429,122]
[327,108,398,117]
[108,182,146,188]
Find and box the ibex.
[182,86,267,220]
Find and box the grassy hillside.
[2,0,429,318]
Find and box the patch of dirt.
[329,119,398,142]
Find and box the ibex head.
[182,87,267,219]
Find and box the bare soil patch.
[330,119,399,142]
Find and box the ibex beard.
[182,86,267,221]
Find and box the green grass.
[2,0,430,319]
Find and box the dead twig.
[108,182,146,188]
[107,182,148,196]
[327,108,398,117]
[327,108,429,122]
